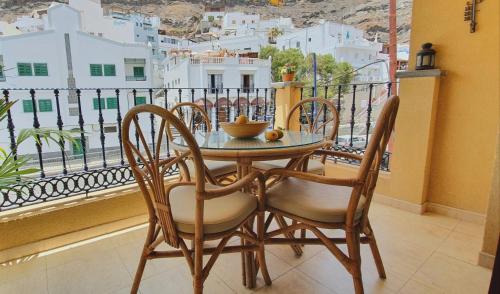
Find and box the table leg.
[238,159,257,288]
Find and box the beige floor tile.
[213,250,293,293]
[139,266,234,294]
[0,257,48,294]
[436,231,482,264]
[412,253,492,294]
[256,269,333,294]
[297,249,404,294]
[398,278,444,294]
[453,220,485,238]
[116,239,184,280]
[46,249,132,294]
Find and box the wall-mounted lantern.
[416,43,436,70]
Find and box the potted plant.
[281,63,296,82]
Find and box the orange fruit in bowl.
[235,115,249,124]
[265,130,280,141]
[275,129,284,139]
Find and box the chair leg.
[257,211,272,285]
[193,237,204,294]
[131,221,156,294]
[240,226,247,287]
[275,215,303,256]
[365,222,386,279]
[347,228,364,294]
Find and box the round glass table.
[171,130,326,164]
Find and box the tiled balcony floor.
[0,203,492,294]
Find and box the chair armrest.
[204,171,265,199]
[313,149,363,161]
[264,168,362,187]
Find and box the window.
[135,96,146,105]
[17,63,32,76]
[133,66,144,77]
[38,99,53,112]
[208,74,223,93]
[242,20,246,24]
[93,98,106,110]
[147,36,155,42]
[241,74,254,93]
[296,41,301,48]
[34,63,48,76]
[0,65,4,77]
[103,64,116,76]
[90,64,103,76]
[106,97,118,109]
[69,107,79,116]
[232,20,236,25]
[22,99,34,112]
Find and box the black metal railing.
[299,82,394,170]
[0,82,393,211]
[0,87,276,211]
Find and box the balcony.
[126,75,147,81]
[1,0,499,290]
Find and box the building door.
[241,74,254,93]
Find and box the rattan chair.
[122,105,271,294]
[263,96,399,294]
[168,102,237,185]
[253,97,339,175]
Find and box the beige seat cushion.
[170,184,257,234]
[187,160,237,178]
[253,159,324,174]
[267,178,365,223]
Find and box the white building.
[163,52,272,122]
[277,21,388,82]
[0,2,156,159]
[189,34,268,53]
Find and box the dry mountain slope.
[0,0,412,43]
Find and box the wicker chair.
[122,105,271,294]
[253,97,339,175]
[263,96,400,294]
[168,102,237,185]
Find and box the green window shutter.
[93,98,106,110]
[133,66,144,77]
[34,63,48,76]
[103,64,116,76]
[23,99,34,112]
[38,99,53,112]
[106,97,118,109]
[90,64,103,76]
[17,63,33,76]
[0,65,4,77]
[135,96,146,105]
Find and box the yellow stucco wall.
[408,0,500,213]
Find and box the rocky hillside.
[0,0,413,43]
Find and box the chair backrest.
[286,97,340,163]
[346,95,400,227]
[170,102,212,134]
[167,102,217,183]
[122,104,207,248]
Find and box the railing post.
[263,88,268,122]
[148,88,156,157]
[336,85,342,145]
[163,88,170,157]
[3,90,17,161]
[365,84,374,148]
[349,84,357,147]
[30,89,45,178]
[236,88,241,117]
[76,89,88,171]
[96,89,107,168]
[215,88,220,131]
[226,88,231,122]
[54,89,67,175]
[115,89,125,165]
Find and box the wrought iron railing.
[0,87,276,211]
[0,82,393,211]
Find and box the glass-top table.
[172,130,325,151]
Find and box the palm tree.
[268,27,283,44]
